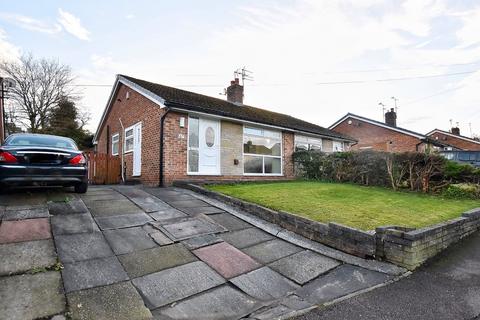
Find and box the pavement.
[294,229,480,320]
[0,185,406,320]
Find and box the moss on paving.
[207,181,480,231]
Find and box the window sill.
[243,173,284,177]
[187,172,221,176]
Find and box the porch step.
[124,179,142,185]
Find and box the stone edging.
[176,182,480,270]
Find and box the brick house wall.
[427,132,480,151]
[96,84,163,185]
[332,117,423,152]
[97,85,296,186]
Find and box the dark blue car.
[0,133,88,193]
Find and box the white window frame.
[124,125,135,153]
[333,141,344,152]
[111,133,119,156]
[242,125,283,176]
[294,134,323,151]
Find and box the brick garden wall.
[333,117,423,152]
[376,208,480,269]
[180,183,480,269]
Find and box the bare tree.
[0,54,78,132]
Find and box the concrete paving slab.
[51,213,99,235]
[296,264,392,304]
[118,243,197,278]
[46,192,78,203]
[153,285,260,320]
[0,218,51,244]
[67,281,152,320]
[128,196,171,213]
[142,224,174,245]
[87,200,144,217]
[0,239,56,276]
[55,232,114,263]
[0,193,47,206]
[181,234,223,250]
[161,217,227,241]
[95,212,153,230]
[3,207,50,221]
[220,228,274,249]
[179,206,226,215]
[113,186,149,198]
[269,250,341,285]
[132,261,225,309]
[103,227,158,255]
[62,256,129,293]
[168,199,210,208]
[48,199,88,215]
[149,208,187,221]
[208,213,252,231]
[193,242,261,279]
[0,271,65,320]
[243,239,303,264]
[81,192,126,202]
[231,266,299,301]
[152,194,197,202]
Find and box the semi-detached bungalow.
[93,75,355,186]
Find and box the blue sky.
[1,0,479,137]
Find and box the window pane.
[244,127,263,136]
[189,117,199,148]
[310,143,322,151]
[244,136,281,156]
[112,141,119,155]
[125,137,134,152]
[244,155,263,174]
[125,128,133,138]
[205,127,215,147]
[112,135,119,143]
[295,143,308,151]
[264,157,281,174]
[188,150,199,172]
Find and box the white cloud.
[0,28,20,62]
[0,13,62,34]
[57,8,90,41]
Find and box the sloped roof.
[119,75,354,141]
[329,113,426,139]
[426,129,480,145]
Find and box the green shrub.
[442,183,480,199]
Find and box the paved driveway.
[0,185,405,320]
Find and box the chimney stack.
[451,126,460,135]
[226,78,243,104]
[385,108,397,127]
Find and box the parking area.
[0,185,406,320]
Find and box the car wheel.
[74,182,88,194]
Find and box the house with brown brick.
[426,128,480,151]
[329,109,453,152]
[93,75,355,186]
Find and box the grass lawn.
[207,181,480,231]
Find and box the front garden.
[207,181,479,231]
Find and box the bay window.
[243,126,282,175]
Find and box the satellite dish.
[3,78,16,88]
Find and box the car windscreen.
[5,135,78,150]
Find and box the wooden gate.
[85,152,122,185]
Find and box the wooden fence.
[85,152,121,185]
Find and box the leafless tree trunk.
[0,54,78,132]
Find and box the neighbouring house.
[426,128,480,151]
[329,109,454,152]
[93,75,355,186]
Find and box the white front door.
[132,122,142,176]
[198,118,220,174]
